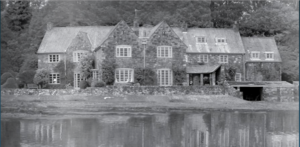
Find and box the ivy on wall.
[172,67,186,85]
[101,58,117,85]
[53,60,75,85]
[225,66,237,81]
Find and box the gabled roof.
[177,28,245,54]
[37,26,114,53]
[242,37,282,62]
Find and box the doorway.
[240,87,263,101]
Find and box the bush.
[2,78,18,88]
[19,70,36,84]
[1,72,13,85]
[19,55,38,73]
[79,80,89,89]
[92,81,106,87]
[33,69,50,88]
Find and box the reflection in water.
[1,111,298,147]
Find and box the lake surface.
[1,110,299,147]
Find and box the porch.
[186,64,221,86]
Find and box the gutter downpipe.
[243,53,246,81]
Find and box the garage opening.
[239,87,263,101]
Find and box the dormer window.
[265,52,274,60]
[216,38,226,43]
[116,45,132,57]
[197,37,206,43]
[251,51,260,59]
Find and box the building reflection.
[2,111,298,147]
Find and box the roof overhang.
[186,64,221,74]
[228,81,294,88]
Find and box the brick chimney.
[232,21,239,32]
[181,22,188,32]
[47,22,53,31]
[133,9,139,36]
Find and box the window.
[251,51,260,59]
[265,52,274,60]
[216,38,226,43]
[157,69,172,86]
[184,55,189,62]
[219,55,228,63]
[91,69,99,80]
[198,55,209,63]
[235,73,241,82]
[73,51,88,62]
[116,45,132,57]
[115,68,134,83]
[197,36,206,43]
[157,46,172,58]
[49,73,60,84]
[48,54,60,63]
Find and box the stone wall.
[245,62,281,81]
[1,86,225,96]
[262,87,295,102]
[186,53,244,81]
[37,54,66,72]
[293,81,299,101]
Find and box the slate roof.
[241,37,282,62]
[174,28,245,54]
[186,64,221,74]
[37,26,114,53]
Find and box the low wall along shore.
[1,86,228,96]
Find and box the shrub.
[79,80,89,89]
[2,78,18,88]
[33,69,50,88]
[19,70,36,85]
[19,55,38,73]
[79,53,95,79]
[92,81,106,87]
[1,72,13,85]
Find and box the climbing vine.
[53,60,75,85]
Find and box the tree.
[33,68,50,88]
[4,1,32,32]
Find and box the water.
[1,110,299,147]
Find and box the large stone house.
[37,20,282,88]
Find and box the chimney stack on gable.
[181,22,188,32]
[47,22,53,31]
[232,21,239,32]
[133,9,139,36]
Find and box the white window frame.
[49,73,60,84]
[91,69,100,80]
[48,54,60,63]
[116,45,132,57]
[73,51,88,62]
[251,51,260,60]
[115,68,134,83]
[216,38,226,44]
[157,69,173,86]
[265,52,274,60]
[219,55,228,63]
[184,55,189,62]
[198,54,209,63]
[157,46,172,58]
[196,36,206,43]
[235,73,242,82]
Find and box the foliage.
[4,1,32,31]
[53,60,75,85]
[134,68,156,85]
[225,67,236,81]
[19,55,38,72]
[172,67,186,85]
[79,80,89,89]
[78,53,95,80]
[33,69,50,88]
[92,81,106,87]
[18,70,36,84]
[102,58,117,85]
[1,72,14,85]
[2,78,18,88]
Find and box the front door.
[189,74,200,85]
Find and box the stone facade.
[262,87,295,102]
[38,54,66,72]
[186,53,244,81]
[245,62,281,81]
